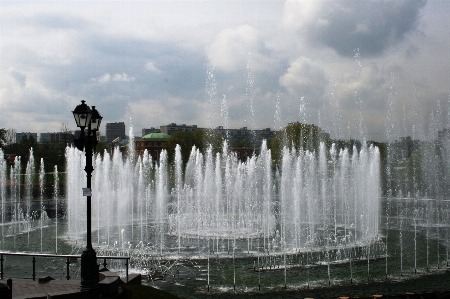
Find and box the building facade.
[142,127,159,137]
[16,132,38,143]
[106,122,126,144]
[40,132,75,144]
[215,126,277,144]
[160,123,197,135]
[134,132,170,161]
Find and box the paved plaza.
[0,278,100,298]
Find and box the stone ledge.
[98,276,120,298]
[126,273,142,285]
[46,289,86,299]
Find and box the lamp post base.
[80,247,98,296]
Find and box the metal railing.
[0,252,130,282]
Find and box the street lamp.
[72,100,102,294]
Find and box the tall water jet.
[0,149,6,249]
[25,148,35,248]
[39,158,44,253]
[54,165,59,254]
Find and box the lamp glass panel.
[90,117,101,131]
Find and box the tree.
[17,134,37,166]
[164,130,195,165]
[5,128,16,151]
[60,123,72,147]
[269,122,330,167]
[0,128,6,148]
[192,128,223,154]
[229,137,253,149]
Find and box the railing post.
[66,258,71,280]
[126,258,129,283]
[32,256,36,281]
[7,278,12,299]
[1,254,4,280]
[103,258,107,269]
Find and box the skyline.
[1,0,449,142]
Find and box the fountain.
[3,120,450,298]
[51,127,386,293]
[3,126,450,296]
[65,135,380,253]
[3,82,450,297]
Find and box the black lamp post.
[72,100,102,295]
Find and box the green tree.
[229,137,253,149]
[269,122,330,167]
[4,128,16,152]
[16,135,37,166]
[0,128,6,148]
[164,130,195,165]
[95,141,109,157]
[192,128,223,154]
[35,140,66,172]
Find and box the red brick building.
[135,132,170,161]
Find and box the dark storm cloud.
[304,0,427,57]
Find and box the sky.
[0,0,449,142]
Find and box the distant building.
[215,126,277,144]
[134,132,170,161]
[16,132,38,143]
[160,123,197,135]
[40,133,52,143]
[142,127,159,137]
[40,132,74,144]
[106,122,126,144]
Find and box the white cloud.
[283,1,324,30]
[124,96,201,131]
[279,57,328,102]
[112,73,135,82]
[145,62,162,73]
[92,73,111,83]
[90,73,135,83]
[207,25,271,72]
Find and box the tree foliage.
[192,128,223,154]
[0,128,6,148]
[164,130,195,165]
[164,128,224,165]
[269,122,330,167]
[60,122,72,147]
[5,128,16,149]
[4,132,67,172]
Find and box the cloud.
[0,0,447,143]
[279,57,328,104]
[90,73,135,83]
[284,0,427,57]
[8,68,27,88]
[145,62,162,73]
[124,96,202,132]
[207,25,272,72]
[112,73,135,82]
[25,13,89,30]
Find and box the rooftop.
[141,132,170,139]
